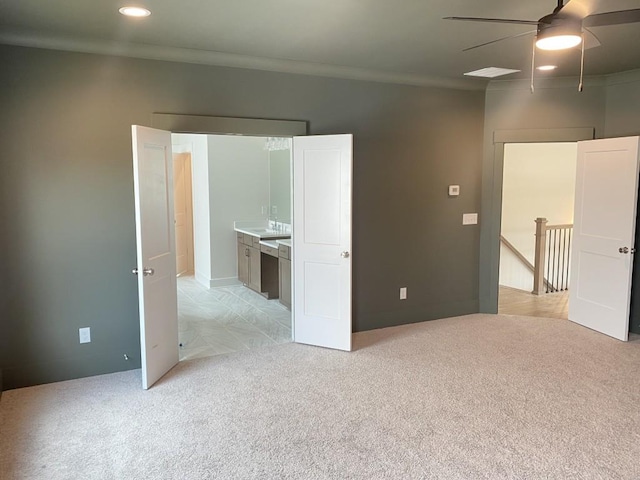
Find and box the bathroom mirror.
[268,144,291,224]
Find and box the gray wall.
[480,71,640,315]
[605,70,640,138]
[0,45,485,390]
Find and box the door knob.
[132,267,155,276]
[619,247,629,254]
[341,251,350,258]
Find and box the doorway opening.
[132,116,353,388]
[171,133,293,361]
[497,142,577,319]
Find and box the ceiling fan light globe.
[536,34,582,50]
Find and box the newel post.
[532,217,548,295]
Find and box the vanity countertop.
[276,239,292,248]
[234,220,291,239]
[234,226,290,240]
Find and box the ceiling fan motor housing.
[537,14,582,41]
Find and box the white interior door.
[293,134,352,351]
[569,136,640,341]
[132,125,179,388]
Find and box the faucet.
[269,215,279,232]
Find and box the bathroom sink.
[246,228,276,235]
[235,226,290,239]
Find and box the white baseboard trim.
[209,277,242,288]
[194,272,210,288]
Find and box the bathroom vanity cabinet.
[236,231,289,300]
[278,242,292,310]
[237,233,262,293]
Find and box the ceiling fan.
[445,0,640,52]
[444,0,640,91]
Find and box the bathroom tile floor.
[177,275,292,361]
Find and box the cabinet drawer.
[242,233,254,246]
[237,232,245,244]
[261,244,279,258]
[278,244,290,260]
[252,236,261,248]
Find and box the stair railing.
[501,235,553,293]
[533,217,573,295]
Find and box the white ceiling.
[1,0,640,89]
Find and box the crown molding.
[487,68,640,92]
[606,68,640,87]
[486,75,607,92]
[0,30,485,91]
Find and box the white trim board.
[0,30,483,91]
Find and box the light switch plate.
[448,185,460,196]
[463,213,478,225]
[79,327,91,344]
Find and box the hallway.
[498,285,569,319]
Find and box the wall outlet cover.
[448,185,460,196]
[400,287,407,300]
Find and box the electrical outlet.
[79,327,91,344]
[400,287,407,300]
[261,206,267,215]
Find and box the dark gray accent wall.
[0,45,485,390]
[604,70,640,138]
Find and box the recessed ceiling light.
[464,67,520,79]
[537,65,558,71]
[119,6,151,17]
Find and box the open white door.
[569,136,640,341]
[293,134,352,351]
[132,125,179,388]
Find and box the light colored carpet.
[1,314,640,479]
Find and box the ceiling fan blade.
[558,0,596,20]
[582,28,601,49]
[583,9,640,27]
[463,30,536,52]
[443,16,538,26]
